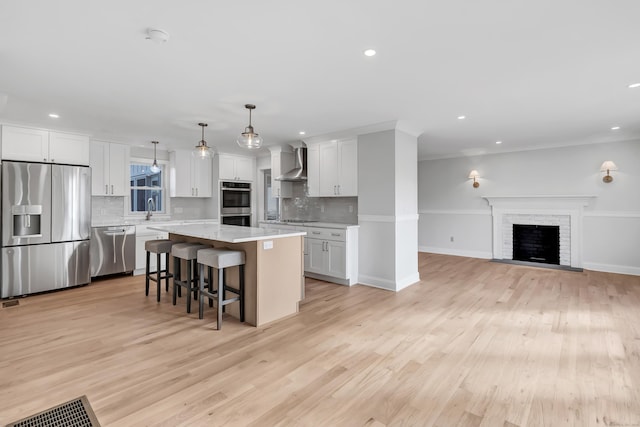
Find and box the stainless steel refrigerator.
[1,161,91,298]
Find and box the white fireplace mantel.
[482,195,597,268]
[483,195,597,209]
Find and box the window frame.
[126,157,170,218]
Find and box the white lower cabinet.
[134,225,169,275]
[305,229,347,279]
[134,233,169,275]
[259,222,358,285]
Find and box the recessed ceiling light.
[48,113,59,118]
[299,131,305,135]
[331,139,338,143]
[495,141,502,144]
[628,82,640,88]
[363,49,376,57]
[457,115,466,120]
[611,126,621,130]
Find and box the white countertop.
[149,223,306,243]
[259,220,359,229]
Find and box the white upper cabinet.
[307,139,357,197]
[90,141,129,196]
[270,148,293,198]
[1,125,90,165]
[306,145,320,197]
[169,149,212,198]
[49,131,91,165]
[337,139,358,196]
[218,154,254,181]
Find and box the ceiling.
[1,1,639,160]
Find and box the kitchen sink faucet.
[146,197,155,221]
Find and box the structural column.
[357,127,420,291]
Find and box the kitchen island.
[150,223,305,327]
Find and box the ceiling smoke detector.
[146,28,169,43]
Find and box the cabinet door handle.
[196,188,198,196]
[312,231,321,235]
[331,233,340,237]
[105,184,108,194]
[111,185,114,194]
[51,159,55,163]
[337,185,341,195]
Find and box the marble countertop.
[149,223,306,243]
[259,220,359,229]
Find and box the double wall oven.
[220,181,251,227]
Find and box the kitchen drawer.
[305,228,345,242]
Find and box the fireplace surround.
[483,196,595,268]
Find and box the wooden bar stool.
[171,242,209,313]
[197,248,246,330]
[145,239,180,302]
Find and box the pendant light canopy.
[150,140,160,173]
[237,104,263,149]
[193,122,212,159]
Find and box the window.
[264,169,278,220]
[130,162,165,214]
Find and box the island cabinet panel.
[256,236,303,325]
[164,229,303,327]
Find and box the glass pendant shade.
[150,141,161,172]
[192,123,212,159]
[192,142,212,159]
[237,104,263,149]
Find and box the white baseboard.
[357,272,421,292]
[419,246,493,260]
[582,262,640,276]
[396,272,421,291]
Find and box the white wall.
[418,139,640,275]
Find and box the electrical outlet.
[450,236,454,242]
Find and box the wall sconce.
[468,170,480,188]
[600,161,617,183]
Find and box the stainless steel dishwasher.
[90,226,136,277]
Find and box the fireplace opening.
[513,224,560,265]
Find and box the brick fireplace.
[483,196,595,268]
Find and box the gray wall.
[418,139,640,274]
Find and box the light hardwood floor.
[1,253,640,426]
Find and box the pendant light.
[237,104,263,149]
[193,122,212,159]
[149,141,160,173]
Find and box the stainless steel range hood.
[276,147,307,181]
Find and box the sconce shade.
[600,160,617,183]
[600,161,618,172]
[468,170,480,188]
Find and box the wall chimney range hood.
[276,147,307,181]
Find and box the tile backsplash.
[281,183,358,224]
[91,196,216,223]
